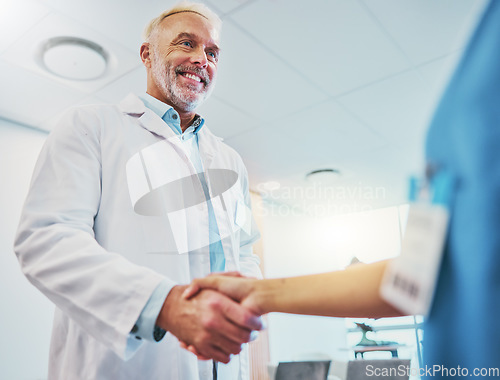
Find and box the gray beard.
[151,51,213,112]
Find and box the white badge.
[380,204,449,315]
[380,169,455,316]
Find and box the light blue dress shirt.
[130,93,225,343]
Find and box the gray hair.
[143,1,222,42]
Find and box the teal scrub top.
[424,1,500,377]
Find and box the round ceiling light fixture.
[37,36,109,81]
[305,168,341,185]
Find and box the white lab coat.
[14,94,262,380]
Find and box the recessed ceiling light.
[305,168,341,185]
[36,36,109,81]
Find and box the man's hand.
[156,285,262,363]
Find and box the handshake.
[155,273,264,364]
[155,260,399,363]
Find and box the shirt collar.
[139,93,205,136]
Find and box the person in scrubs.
[14,2,262,379]
[184,1,500,377]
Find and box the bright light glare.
[313,206,406,267]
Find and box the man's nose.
[190,47,208,68]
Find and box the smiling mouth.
[175,65,209,86]
[179,72,203,84]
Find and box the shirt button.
[172,114,178,120]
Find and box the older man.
[14,2,262,380]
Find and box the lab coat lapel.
[197,127,221,170]
[119,93,178,142]
[138,110,178,141]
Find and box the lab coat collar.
[119,93,223,168]
[118,93,146,115]
[119,93,178,140]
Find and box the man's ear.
[140,43,152,68]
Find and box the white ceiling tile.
[337,69,435,148]
[272,99,387,164]
[204,0,255,15]
[340,143,425,205]
[224,127,315,186]
[1,11,142,94]
[212,21,328,121]
[345,143,425,185]
[94,66,147,104]
[362,0,488,65]
[229,0,411,96]
[196,96,260,139]
[0,61,85,129]
[417,51,462,104]
[267,136,417,210]
[0,0,51,54]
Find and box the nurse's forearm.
[252,260,403,318]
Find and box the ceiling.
[0,0,488,215]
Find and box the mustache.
[175,65,210,86]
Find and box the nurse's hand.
[156,284,263,364]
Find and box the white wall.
[258,201,408,364]
[0,120,52,380]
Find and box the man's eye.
[207,51,217,60]
[182,41,192,47]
